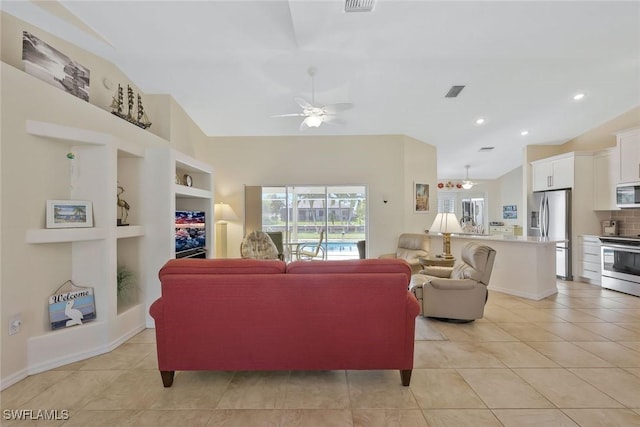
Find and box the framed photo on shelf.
[414,182,429,213]
[46,200,93,229]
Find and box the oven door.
[601,243,640,296]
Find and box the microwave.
[616,183,640,208]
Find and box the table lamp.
[429,212,463,259]
[214,202,238,258]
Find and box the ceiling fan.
[462,165,476,189]
[272,67,353,130]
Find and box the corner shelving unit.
[19,116,215,373]
[23,120,147,371]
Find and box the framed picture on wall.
[414,183,429,213]
[22,32,90,102]
[503,204,517,219]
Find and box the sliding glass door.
[261,185,367,260]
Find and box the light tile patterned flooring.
[2,280,640,426]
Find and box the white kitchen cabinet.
[578,235,601,285]
[593,148,620,211]
[531,154,574,191]
[489,225,523,236]
[618,128,640,184]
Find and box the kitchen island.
[428,234,565,300]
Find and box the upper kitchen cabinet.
[531,154,574,191]
[618,128,640,184]
[593,148,620,211]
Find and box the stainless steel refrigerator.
[528,189,572,280]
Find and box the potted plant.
[117,265,137,306]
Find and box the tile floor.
[2,280,640,426]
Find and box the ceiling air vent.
[479,147,495,152]
[345,0,375,13]
[445,85,465,98]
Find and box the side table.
[418,256,456,268]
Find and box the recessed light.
[573,93,585,101]
[521,130,529,136]
[475,118,486,125]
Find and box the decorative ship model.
[110,84,152,129]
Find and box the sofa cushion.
[287,259,411,282]
[159,258,286,278]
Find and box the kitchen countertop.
[428,233,560,300]
[440,233,566,244]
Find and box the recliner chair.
[379,233,430,274]
[409,242,496,322]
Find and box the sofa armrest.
[406,291,421,316]
[422,266,453,278]
[429,278,476,290]
[149,298,164,322]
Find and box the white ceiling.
[4,0,640,180]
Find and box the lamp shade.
[214,202,238,222]
[429,212,463,234]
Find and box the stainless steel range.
[599,235,640,297]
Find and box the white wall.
[199,134,438,258]
[495,166,524,227]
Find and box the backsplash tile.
[612,209,640,235]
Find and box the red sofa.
[150,258,420,387]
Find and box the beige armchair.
[409,242,496,322]
[379,233,430,274]
[240,230,280,260]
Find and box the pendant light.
[462,165,474,190]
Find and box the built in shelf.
[174,184,212,199]
[117,302,144,317]
[116,225,145,239]
[26,120,144,157]
[26,227,107,244]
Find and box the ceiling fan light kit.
[304,115,323,128]
[273,66,353,130]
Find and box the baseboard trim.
[1,368,29,391]
[489,285,558,301]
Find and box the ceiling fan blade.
[299,119,310,131]
[271,113,306,118]
[294,96,315,109]
[323,116,345,125]
[322,102,354,114]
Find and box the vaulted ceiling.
[4,0,639,180]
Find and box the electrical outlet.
[9,314,22,335]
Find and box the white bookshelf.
[143,148,214,326]
[23,120,148,371]
[19,118,214,374]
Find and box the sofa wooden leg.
[400,369,412,386]
[160,370,175,387]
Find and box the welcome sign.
[48,282,96,330]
